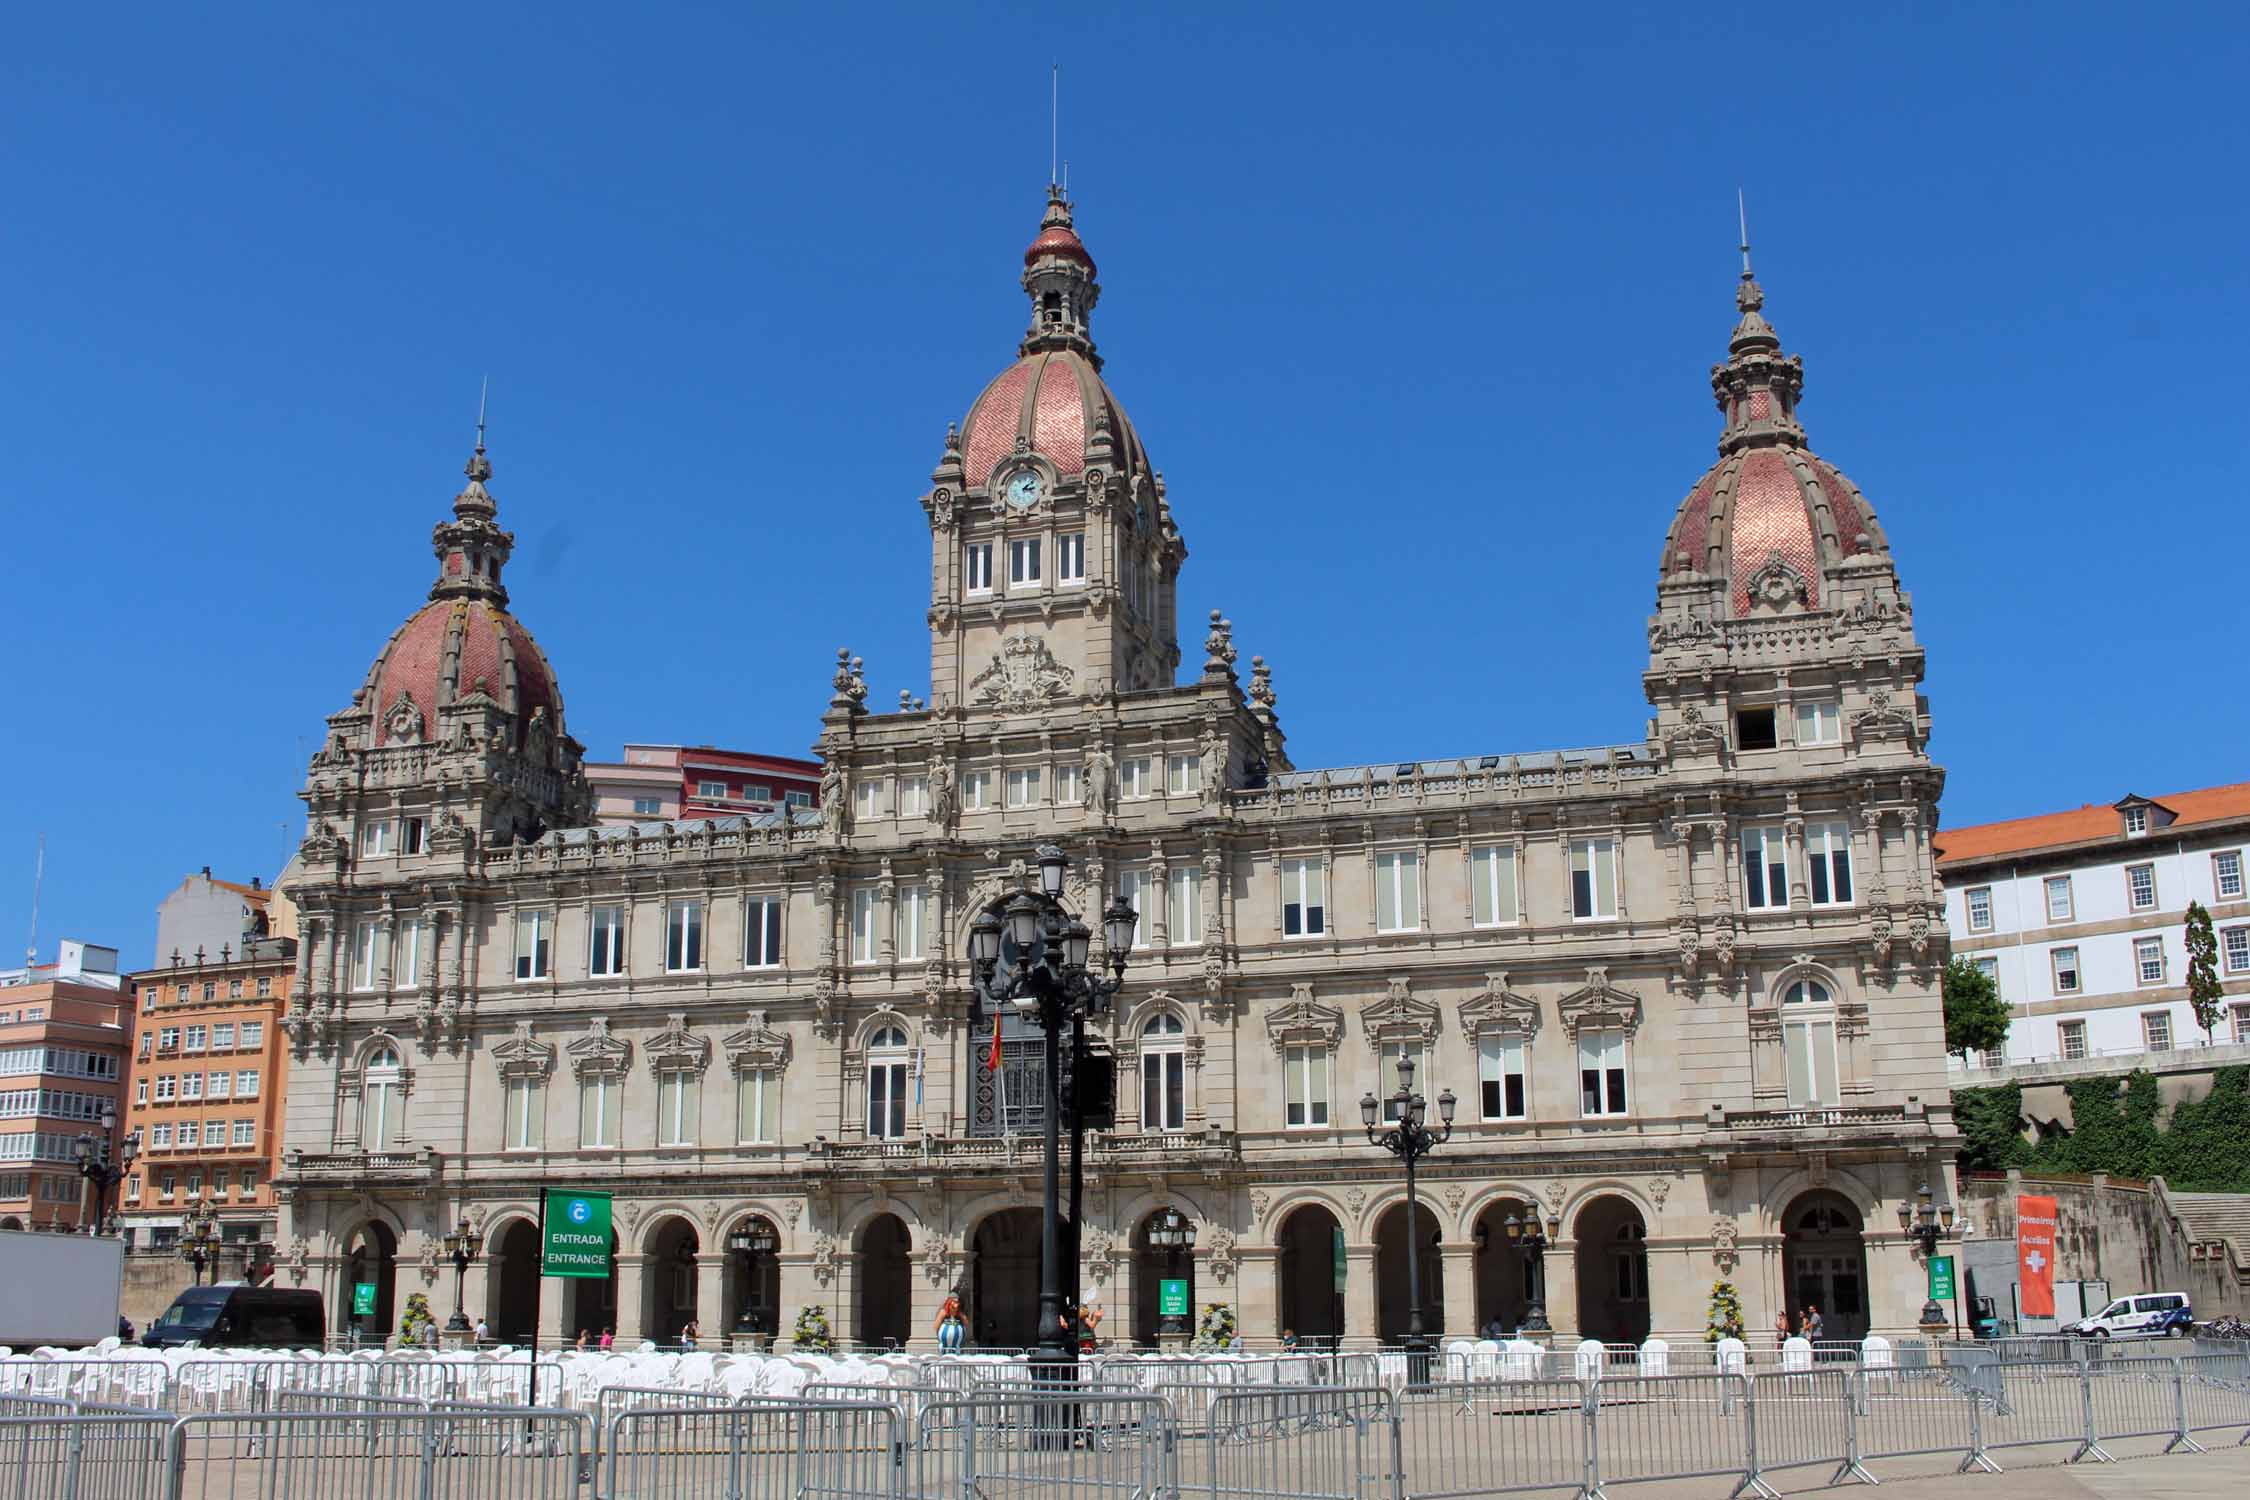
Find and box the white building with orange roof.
[1935,784,2250,1068]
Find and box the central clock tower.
[921,189,1185,712]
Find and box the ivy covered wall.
[1956,1065,2250,1192]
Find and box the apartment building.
[587,743,823,826]
[0,941,130,1231]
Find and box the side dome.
[360,597,564,751]
[1659,266,1893,616]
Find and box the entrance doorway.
[1573,1196,1650,1345]
[1472,1199,1539,1337]
[642,1219,699,1345]
[1374,1201,1445,1343]
[341,1221,398,1341]
[486,1219,540,1343]
[1781,1192,1869,1342]
[971,1208,1043,1349]
[563,1232,618,1340]
[857,1214,912,1349]
[726,1217,783,1341]
[1276,1205,1344,1346]
[1131,1209,1197,1347]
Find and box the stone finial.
[829,649,868,712]
[1247,655,1276,712]
[1202,610,1237,678]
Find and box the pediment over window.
[1556,968,1642,1036]
[1849,689,1918,749]
[1265,984,1345,1055]
[646,1012,711,1074]
[723,1010,793,1073]
[1360,976,1441,1053]
[1458,972,1541,1041]
[490,1020,555,1081]
[566,1016,631,1080]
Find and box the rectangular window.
[1478,1034,1528,1121]
[1008,538,1041,585]
[208,1071,231,1099]
[1142,1047,1186,1132]
[1058,532,1086,583]
[182,1072,203,1100]
[1167,867,1204,948]
[578,1077,618,1148]
[1975,955,1999,984]
[737,1068,780,1144]
[1793,700,1841,745]
[960,771,992,810]
[255,976,271,998]
[853,779,887,820]
[2125,805,2148,836]
[590,906,625,978]
[741,784,771,803]
[656,1072,700,1147]
[240,1022,263,1049]
[1965,887,1994,932]
[158,1172,175,1198]
[898,885,927,962]
[2135,935,2166,985]
[240,1168,256,1197]
[745,898,784,968]
[1116,869,1150,950]
[212,1023,235,1049]
[237,1070,259,1097]
[867,1060,908,1139]
[665,901,704,973]
[2142,1011,2173,1051]
[515,911,551,981]
[1784,1017,1839,1106]
[2233,1003,2250,1047]
[2052,946,2081,994]
[154,1076,176,1103]
[784,790,811,809]
[1055,764,1081,806]
[1470,846,1519,927]
[631,796,661,816]
[397,917,423,987]
[2059,1018,2087,1061]
[350,921,380,991]
[2223,926,2250,975]
[2045,876,2074,923]
[696,779,728,799]
[1121,757,1152,799]
[503,1077,542,1149]
[1282,1045,1329,1128]
[1741,827,1788,911]
[1167,754,1202,796]
[203,1121,225,1147]
[401,817,426,855]
[2126,863,2157,912]
[897,776,929,818]
[159,1027,180,1051]
[1374,851,1421,933]
[360,821,393,858]
[135,1080,148,1105]
[184,1025,207,1052]
[226,980,242,999]
[125,1175,141,1204]
[1570,839,1618,921]
[1578,1029,1630,1117]
[850,888,879,965]
[2215,850,2244,900]
[964,542,993,592]
[1280,858,1326,938]
[1807,822,1854,906]
[1004,767,1042,808]
[1378,1040,1424,1122]
[1736,707,1778,751]
[151,1125,173,1150]
[231,1120,254,1147]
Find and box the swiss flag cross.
[2023,1249,2047,1275]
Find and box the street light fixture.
[968,843,1134,1379]
[1501,1210,1554,1334]
[441,1216,483,1332]
[1146,1206,1196,1340]
[728,1218,780,1338]
[1897,1183,1957,1329]
[178,1194,218,1285]
[73,1110,137,1236]
[1360,1051,1455,1385]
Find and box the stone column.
[459,1258,492,1333]
[1438,1242,1476,1342]
[1344,1244,1378,1344]
[695,1251,725,1343]
[776,1254,819,1349]
[1541,1242,1579,1342]
[1236,1247,1281,1343]
[1105,1251,1136,1351]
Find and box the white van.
[2068,1291,2192,1339]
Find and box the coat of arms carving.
[968,632,1075,707]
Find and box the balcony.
[1715,1102,1934,1149]
[807,1127,1237,1177]
[280,1145,442,1190]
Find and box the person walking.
[473,1316,490,1345]
[1774,1307,1792,1351]
[598,1326,615,1352]
[680,1320,699,1351]
[574,1329,589,1352]
[1803,1305,1824,1342]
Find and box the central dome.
[959,348,1151,492]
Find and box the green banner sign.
[542,1190,614,1278]
[1158,1278,1189,1318]
[1333,1226,1348,1293]
[1928,1254,1956,1302]
[351,1282,377,1317]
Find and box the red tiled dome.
[959,348,1149,491]
[1661,448,1886,616]
[361,598,565,751]
[1025,223,1095,276]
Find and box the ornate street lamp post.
[968,844,1136,1378]
[178,1194,218,1286]
[1502,1210,1553,1334]
[73,1111,137,1235]
[1360,1052,1455,1386]
[442,1216,483,1332]
[1897,1182,1957,1331]
[1146,1206,1196,1343]
[728,1218,779,1341]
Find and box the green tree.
[1942,955,2011,1061]
[2184,901,2223,1043]
[1953,1081,2031,1171]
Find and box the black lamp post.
[729,1218,779,1339]
[968,843,1136,1378]
[179,1194,218,1286]
[442,1215,482,1332]
[1897,1182,1957,1330]
[1146,1206,1196,1342]
[1360,1051,1455,1385]
[73,1112,137,1235]
[1502,1210,1553,1334]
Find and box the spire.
[428,388,513,605]
[1020,187,1101,365]
[1709,208,1804,456]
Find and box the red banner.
[2018,1194,2058,1317]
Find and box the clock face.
[1004,469,1044,510]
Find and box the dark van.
[142,1285,325,1349]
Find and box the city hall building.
[275,190,1956,1349]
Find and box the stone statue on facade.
[927,764,957,830]
[820,765,848,838]
[1084,748,1116,816]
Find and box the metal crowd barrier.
[605,1399,899,1500]
[168,1407,591,1500]
[906,1392,1171,1500]
[1202,1385,1394,1500]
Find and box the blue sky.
[4,4,2246,968]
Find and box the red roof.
[1934,783,2250,867]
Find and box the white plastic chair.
[1713,1336,1748,1375]
[1781,1335,1813,1372]
[1638,1337,1670,1376]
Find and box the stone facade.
[275,194,1958,1347]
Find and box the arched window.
[362,1046,402,1148]
[1780,978,1839,1107]
[867,1026,910,1140]
[1140,1014,1185,1132]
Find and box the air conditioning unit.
[2190,1243,2207,1261]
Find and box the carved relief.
[1556,969,1643,1035]
[968,632,1075,708]
[1360,976,1441,1053]
[1265,985,1346,1055]
[1457,973,1541,1042]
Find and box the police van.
[2068,1291,2192,1339]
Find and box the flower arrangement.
[398,1291,437,1345]
[792,1305,835,1352]
[1192,1302,1237,1351]
[1705,1280,1745,1344]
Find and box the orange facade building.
[0,941,131,1231]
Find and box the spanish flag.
[986,1007,1005,1074]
